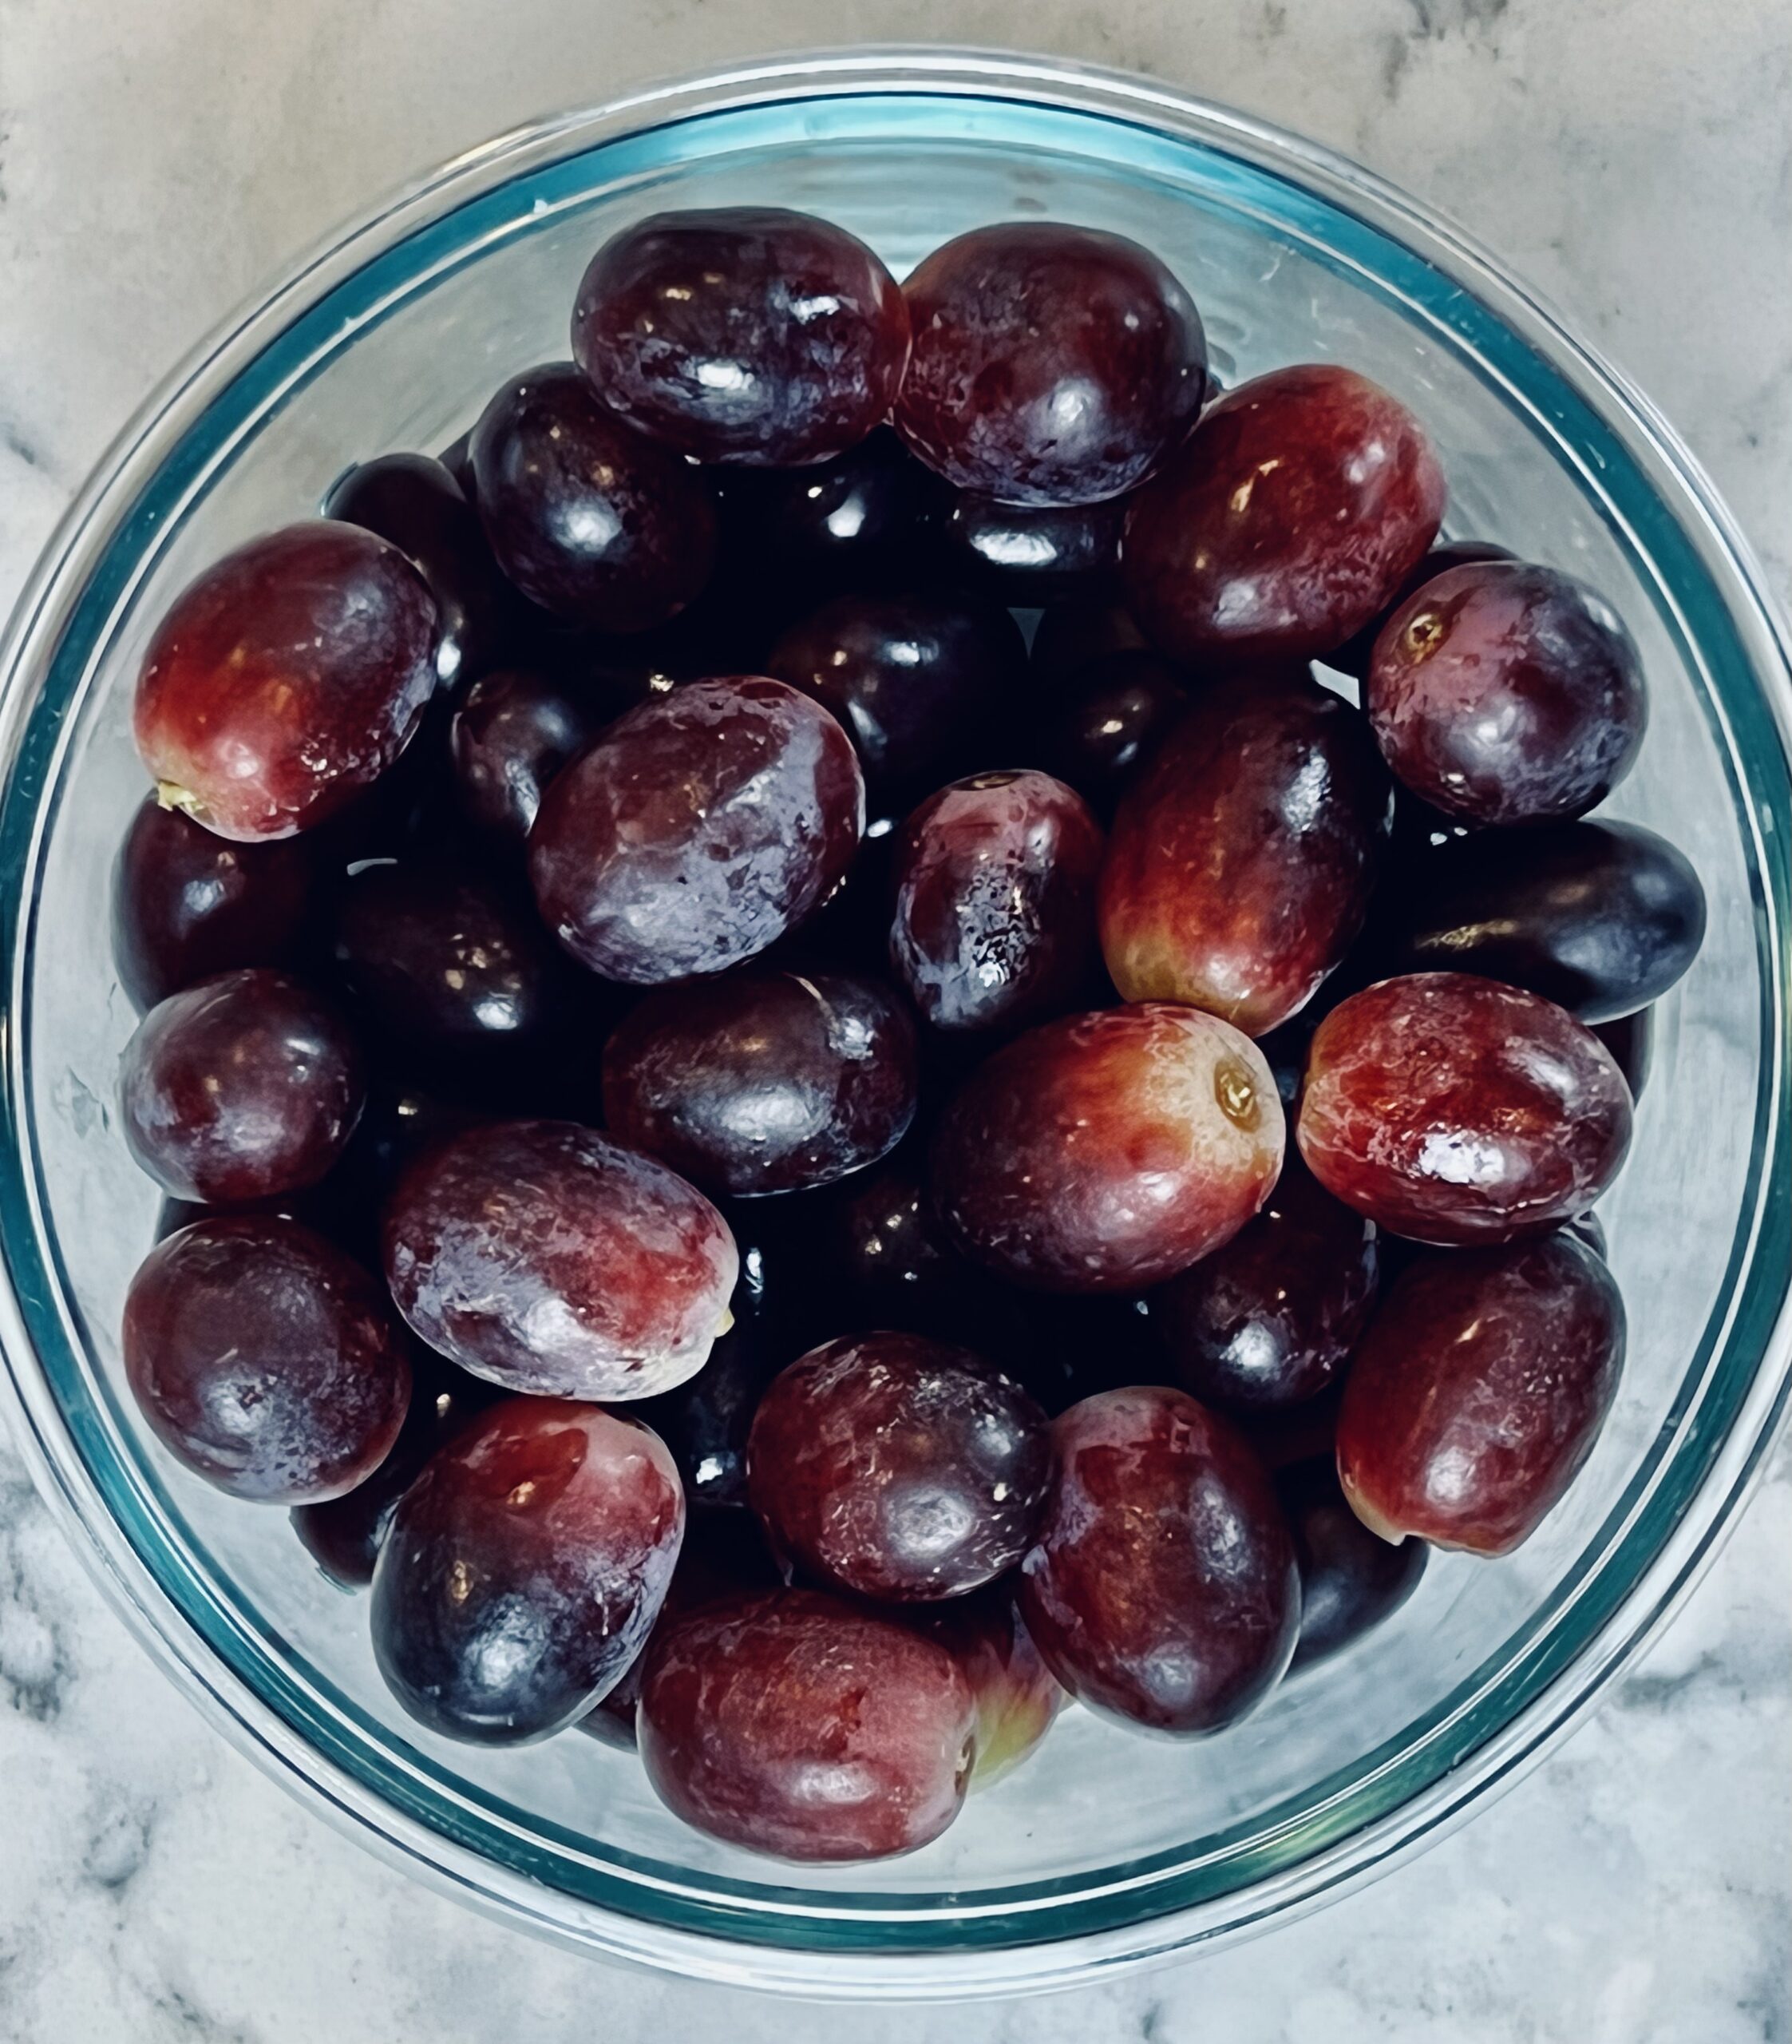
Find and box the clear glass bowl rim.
[0,46,1787,2001]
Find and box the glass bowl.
[0,49,1787,2001]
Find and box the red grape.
[1151,1155,1379,1412]
[746,1332,1052,1601]
[931,1004,1284,1292]
[448,667,602,844]
[325,452,510,686]
[382,1119,738,1399]
[938,489,1125,600]
[1017,1385,1299,1734]
[1123,365,1445,664]
[637,1587,975,1860]
[1037,649,1189,814]
[1364,561,1647,825]
[1336,1233,1624,1553]
[889,770,1105,1034]
[766,591,1026,810]
[1277,1455,1426,1669]
[572,208,909,467]
[120,969,364,1204]
[469,363,717,631]
[919,1586,1063,1787]
[1098,670,1392,1034]
[112,794,318,1012]
[896,223,1206,505]
[601,969,918,1196]
[133,522,437,841]
[528,675,864,984]
[1387,819,1706,1023]
[370,1396,684,1741]
[123,1215,411,1503]
[1323,538,1514,681]
[1297,973,1633,1245]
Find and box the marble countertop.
[1,3,1787,2038]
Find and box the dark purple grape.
[1387,819,1704,1024]
[1151,1155,1379,1412]
[330,857,559,1065]
[896,223,1206,505]
[937,489,1125,600]
[528,675,864,984]
[1018,1385,1299,1734]
[1037,650,1189,814]
[889,771,1105,1035]
[1565,1209,1608,1259]
[291,1353,498,1587]
[469,364,716,631]
[112,794,318,1012]
[447,666,603,844]
[601,969,917,1196]
[918,1586,1063,1786]
[1124,366,1446,664]
[710,428,943,594]
[120,969,363,1204]
[746,1332,1052,1601]
[1337,1234,1624,1553]
[638,1588,975,1860]
[1323,539,1515,680]
[1365,561,1647,826]
[1297,973,1633,1245]
[134,523,438,841]
[932,1004,1284,1293]
[123,1215,411,1503]
[325,454,510,686]
[382,1119,738,1400]
[1277,1456,1426,1670]
[371,1397,684,1742]
[572,208,910,466]
[437,430,474,494]
[1100,671,1392,1034]
[766,591,1026,810]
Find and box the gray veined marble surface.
[0,2,1788,2038]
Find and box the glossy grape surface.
[1297,973,1633,1245]
[572,208,909,466]
[325,453,510,686]
[931,1004,1284,1292]
[469,363,717,631]
[746,1332,1052,1601]
[1099,671,1392,1034]
[331,857,559,1063]
[1277,1456,1427,1670]
[889,770,1105,1034]
[1152,1155,1379,1412]
[291,1355,498,1588]
[123,1215,410,1503]
[112,794,318,1012]
[1365,561,1647,825]
[371,1397,684,1741]
[1037,650,1189,814]
[1018,1385,1299,1734]
[382,1119,738,1399]
[1336,1233,1625,1553]
[919,1586,1063,1788]
[120,969,364,1204]
[1323,539,1514,680]
[938,490,1125,600]
[896,223,1206,505]
[1389,818,1705,1023]
[448,667,602,844]
[1123,366,1445,664]
[766,592,1026,810]
[528,675,864,984]
[603,969,918,1196]
[133,522,438,841]
[710,427,941,593]
[638,1588,975,1860]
